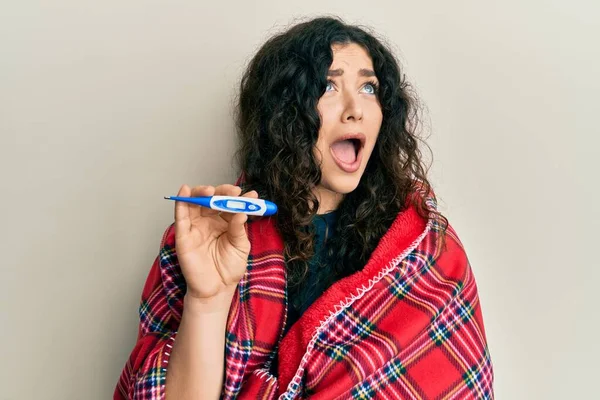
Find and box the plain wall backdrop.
[1,1,598,399]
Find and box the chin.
[321,173,362,195]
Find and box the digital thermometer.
[164,195,278,216]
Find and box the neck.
[313,185,344,214]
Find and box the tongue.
[331,140,357,164]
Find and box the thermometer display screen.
[225,200,246,210]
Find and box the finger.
[214,184,243,197]
[213,185,245,223]
[227,212,249,249]
[188,185,219,217]
[241,190,259,199]
[218,189,259,224]
[215,190,261,223]
[174,184,192,233]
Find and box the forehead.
[330,43,374,69]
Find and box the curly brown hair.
[233,16,448,287]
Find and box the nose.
[341,92,363,122]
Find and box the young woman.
[115,16,494,400]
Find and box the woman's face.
[313,42,383,213]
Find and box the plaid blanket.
[115,193,494,399]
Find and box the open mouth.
[330,137,364,173]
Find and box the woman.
[115,16,494,399]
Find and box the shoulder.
[427,218,476,287]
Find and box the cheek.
[368,103,383,125]
[313,134,328,165]
[369,108,383,139]
[312,144,321,164]
[317,111,335,137]
[315,107,335,160]
[366,111,383,157]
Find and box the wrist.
[183,288,236,315]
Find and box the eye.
[325,80,336,92]
[361,81,379,95]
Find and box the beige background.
[1,1,598,399]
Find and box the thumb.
[174,184,192,232]
[227,212,249,249]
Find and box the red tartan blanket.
[115,193,494,399]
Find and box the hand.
[173,184,258,301]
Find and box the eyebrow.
[327,68,376,77]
